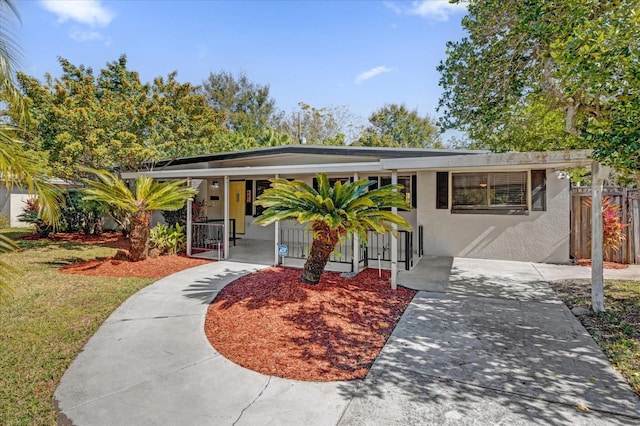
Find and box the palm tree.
[82,169,197,261]
[0,0,62,301]
[255,173,412,284]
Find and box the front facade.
[123,146,593,273]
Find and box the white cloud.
[41,0,114,27]
[356,66,393,84]
[69,27,111,45]
[385,0,467,21]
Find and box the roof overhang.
[381,149,593,172]
[121,150,594,180]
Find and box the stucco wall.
[0,187,31,227]
[417,170,570,263]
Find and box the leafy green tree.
[81,169,197,261]
[355,103,441,148]
[255,174,411,284]
[277,102,362,145]
[12,56,224,179]
[202,70,277,137]
[437,0,639,171]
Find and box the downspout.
[391,170,398,290]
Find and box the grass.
[0,228,154,425]
[551,279,640,395]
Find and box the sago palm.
[82,169,197,261]
[255,173,412,284]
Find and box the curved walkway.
[55,259,640,425]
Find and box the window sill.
[451,208,529,215]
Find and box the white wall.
[417,170,570,263]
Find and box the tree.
[276,102,363,145]
[437,0,640,170]
[202,70,277,137]
[11,56,224,179]
[81,169,197,261]
[254,174,411,284]
[0,0,63,300]
[354,103,442,148]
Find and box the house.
[121,145,595,283]
[0,185,31,227]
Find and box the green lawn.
[551,279,640,395]
[0,228,154,425]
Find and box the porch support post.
[223,175,230,260]
[391,170,398,290]
[274,174,280,266]
[352,172,359,273]
[591,161,610,312]
[186,187,193,257]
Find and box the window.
[452,171,527,213]
[368,175,415,209]
[531,170,546,211]
[254,180,271,216]
[436,172,448,209]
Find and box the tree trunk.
[300,225,340,284]
[129,211,151,261]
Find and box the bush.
[18,198,52,237]
[60,190,105,235]
[162,205,187,227]
[0,215,9,229]
[150,223,186,255]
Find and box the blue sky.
[14,0,468,131]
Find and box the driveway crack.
[232,376,271,425]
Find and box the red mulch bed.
[22,231,130,250]
[59,254,212,279]
[577,259,629,269]
[22,232,212,278]
[205,267,416,382]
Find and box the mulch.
[577,259,628,269]
[28,232,416,382]
[204,267,416,382]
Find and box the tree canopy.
[354,103,441,148]
[438,0,640,172]
[202,70,278,137]
[11,55,225,179]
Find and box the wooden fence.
[571,187,640,264]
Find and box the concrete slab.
[339,291,640,424]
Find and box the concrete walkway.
[55,259,640,425]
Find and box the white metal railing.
[191,222,225,260]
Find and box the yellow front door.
[229,181,245,234]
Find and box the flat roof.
[151,145,487,168]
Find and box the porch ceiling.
[121,161,384,179]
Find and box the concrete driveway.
[341,258,640,424]
[55,258,640,425]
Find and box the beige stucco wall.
[417,170,571,263]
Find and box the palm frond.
[0,233,18,303]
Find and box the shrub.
[150,223,186,255]
[162,205,187,227]
[60,190,106,235]
[0,215,9,229]
[18,198,52,237]
[602,196,627,253]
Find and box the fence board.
[571,187,639,264]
